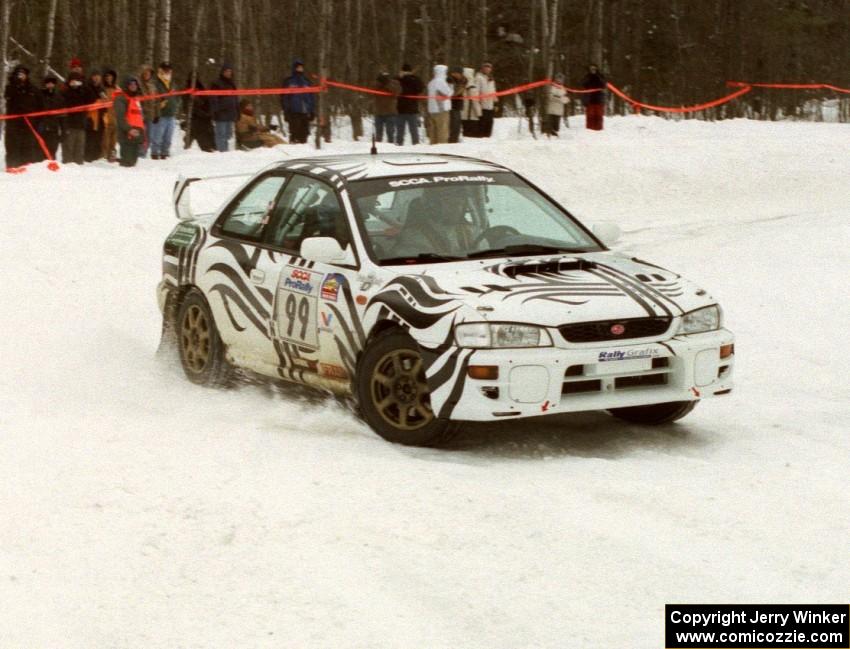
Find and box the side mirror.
[592,221,622,246]
[300,237,356,266]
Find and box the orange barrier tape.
[607,82,752,113]
[727,80,850,95]
[324,77,551,101]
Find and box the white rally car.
[159,153,734,446]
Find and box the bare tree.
[158,0,171,62]
[184,0,207,148]
[315,0,330,148]
[0,0,10,117]
[144,0,157,64]
[231,0,242,80]
[41,0,58,78]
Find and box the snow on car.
[158,153,734,446]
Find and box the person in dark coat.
[37,75,64,160]
[373,72,400,143]
[184,72,216,152]
[448,66,467,143]
[581,64,606,131]
[114,76,146,167]
[84,70,107,161]
[209,63,239,152]
[61,71,89,164]
[150,61,179,159]
[396,63,424,145]
[280,59,316,144]
[4,65,41,168]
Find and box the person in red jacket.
[114,76,146,167]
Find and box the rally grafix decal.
[320,273,345,302]
[598,349,659,362]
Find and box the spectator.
[38,75,64,160]
[373,72,400,143]
[138,64,157,157]
[68,57,84,78]
[84,70,107,161]
[101,69,120,162]
[581,64,606,131]
[4,65,41,168]
[235,99,285,148]
[544,73,570,136]
[184,72,216,152]
[150,61,178,159]
[426,64,452,145]
[461,66,482,138]
[281,59,315,144]
[474,62,497,137]
[396,63,423,146]
[448,66,466,143]
[61,71,89,164]
[209,63,239,152]
[114,76,146,167]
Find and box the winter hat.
[401,63,412,72]
[43,74,59,85]
[376,71,390,83]
[12,64,30,77]
[553,72,565,83]
[69,57,83,69]
[220,62,233,73]
[123,75,140,94]
[450,66,463,74]
[158,61,173,70]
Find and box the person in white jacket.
[426,64,453,144]
[461,66,483,138]
[545,72,570,136]
[473,62,497,137]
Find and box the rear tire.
[608,400,697,425]
[176,289,231,387]
[357,331,456,447]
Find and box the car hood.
[398,252,718,328]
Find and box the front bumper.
[440,329,734,421]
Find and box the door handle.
[250,269,265,284]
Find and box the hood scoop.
[500,258,597,278]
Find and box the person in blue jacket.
[209,63,239,151]
[280,59,315,144]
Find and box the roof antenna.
[370,134,377,155]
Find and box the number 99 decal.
[274,265,322,348]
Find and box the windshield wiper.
[379,252,465,265]
[466,244,588,259]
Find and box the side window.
[266,175,351,254]
[219,175,288,239]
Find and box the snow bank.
[1,116,848,648]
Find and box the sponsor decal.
[610,323,625,335]
[283,266,319,295]
[321,273,345,302]
[291,357,318,371]
[541,400,551,413]
[598,348,659,362]
[318,311,334,331]
[388,174,497,188]
[166,223,198,247]
[319,363,349,380]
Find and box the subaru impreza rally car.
[158,153,734,446]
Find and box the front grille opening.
[559,317,671,343]
[615,374,667,389]
[564,364,584,377]
[562,379,601,395]
[652,357,670,369]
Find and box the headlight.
[678,305,722,335]
[454,322,553,348]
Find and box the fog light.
[720,344,735,359]
[468,365,499,380]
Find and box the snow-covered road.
[2,117,848,648]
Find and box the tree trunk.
[398,0,407,66]
[591,0,603,67]
[144,0,157,64]
[184,0,206,148]
[159,0,172,62]
[420,3,431,69]
[231,0,242,81]
[0,0,10,118]
[315,0,331,148]
[42,0,58,78]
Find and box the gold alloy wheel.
[370,349,434,431]
[180,304,211,374]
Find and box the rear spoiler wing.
[173,172,256,220]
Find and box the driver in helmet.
[393,185,474,257]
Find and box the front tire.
[608,400,697,425]
[356,331,456,447]
[176,289,231,387]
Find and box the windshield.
[348,172,603,264]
